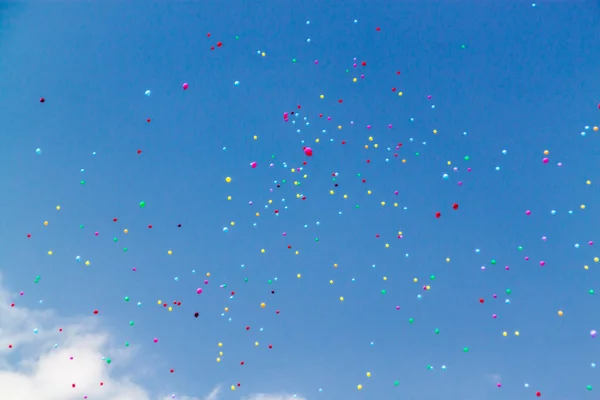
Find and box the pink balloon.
[304,147,313,157]
[251,162,257,168]
[182,82,189,90]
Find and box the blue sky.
[1,1,600,399]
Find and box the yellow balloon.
[44,221,49,226]
[357,384,363,390]
[558,310,563,316]
[260,303,266,308]
[366,372,371,377]
[225,177,232,183]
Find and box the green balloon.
[139,201,145,208]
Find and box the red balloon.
[452,203,459,210]
[304,147,313,157]
[435,212,441,218]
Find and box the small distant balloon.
[182,83,189,90]
[145,90,151,97]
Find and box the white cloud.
[0,277,152,400]
[0,276,302,400]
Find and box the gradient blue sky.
[1,1,600,399]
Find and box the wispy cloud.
[205,385,222,400]
[243,394,306,400]
[161,386,220,400]
[484,373,502,384]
